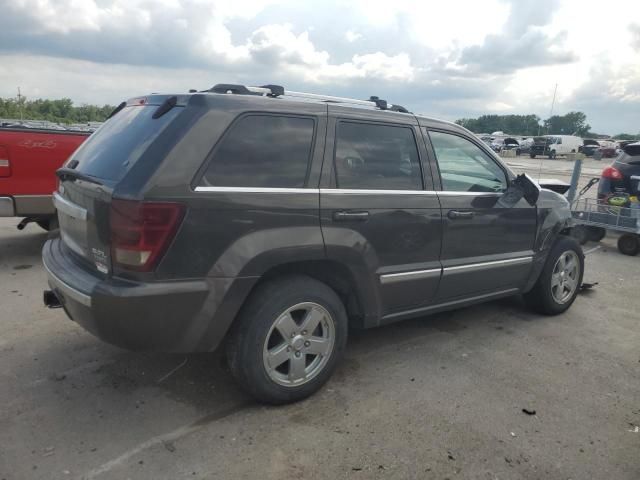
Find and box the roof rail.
[205,83,411,113]
[285,91,411,113]
[207,83,284,97]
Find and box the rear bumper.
[0,194,55,217]
[0,197,14,216]
[42,237,257,352]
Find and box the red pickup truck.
[0,126,91,230]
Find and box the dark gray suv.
[43,84,583,404]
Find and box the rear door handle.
[333,210,370,222]
[448,210,474,220]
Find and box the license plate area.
[54,192,89,258]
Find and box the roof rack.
[205,83,411,113]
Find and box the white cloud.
[0,0,638,133]
[345,30,362,43]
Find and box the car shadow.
[0,223,49,269]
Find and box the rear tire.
[226,275,348,404]
[548,150,557,159]
[524,236,584,315]
[586,226,606,242]
[570,225,589,245]
[530,154,536,159]
[617,234,640,256]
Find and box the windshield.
[67,105,182,182]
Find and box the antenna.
[549,83,558,118]
[17,87,24,121]
[548,83,558,134]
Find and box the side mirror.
[497,173,541,208]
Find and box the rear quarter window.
[200,115,315,188]
[69,105,182,182]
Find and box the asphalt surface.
[1,203,639,479]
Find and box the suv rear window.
[620,143,640,162]
[201,115,315,188]
[69,105,182,182]
[334,122,422,190]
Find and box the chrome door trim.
[380,267,442,284]
[443,256,532,274]
[437,191,502,196]
[53,192,87,220]
[194,186,319,194]
[43,261,92,307]
[321,188,438,195]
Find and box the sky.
[0,0,639,134]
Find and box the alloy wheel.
[550,250,580,304]
[262,302,335,387]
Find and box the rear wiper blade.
[56,167,103,185]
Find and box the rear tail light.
[110,199,185,272]
[602,166,623,180]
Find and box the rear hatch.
[55,96,185,275]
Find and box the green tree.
[456,114,541,136]
[613,133,640,141]
[543,111,591,136]
[0,96,115,124]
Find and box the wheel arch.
[252,259,376,329]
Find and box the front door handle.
[448,210,474,220]
[333,210,370,222]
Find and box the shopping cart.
[569,170,640,256]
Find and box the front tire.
[226,275,348,404]
[524,236,584,315]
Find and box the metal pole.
[567,158,582,204]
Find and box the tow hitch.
[43,290,63,309]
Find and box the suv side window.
[429,130,507,193]
[334,122,423,190]
[201,115,315,188]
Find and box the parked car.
[594,144,617,160]
[0,124,93,230]
[579,139,600,157]
[502,137,521,155]
[42,85,583,404]
[518,137,534,155]
[490,138,504,152]
[529,136,553,158]
[597,142,640,203]
[545,135,583,158]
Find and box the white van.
[543,135,583,158]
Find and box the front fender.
[524,189,574,292]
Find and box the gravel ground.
[0,202,639,480]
